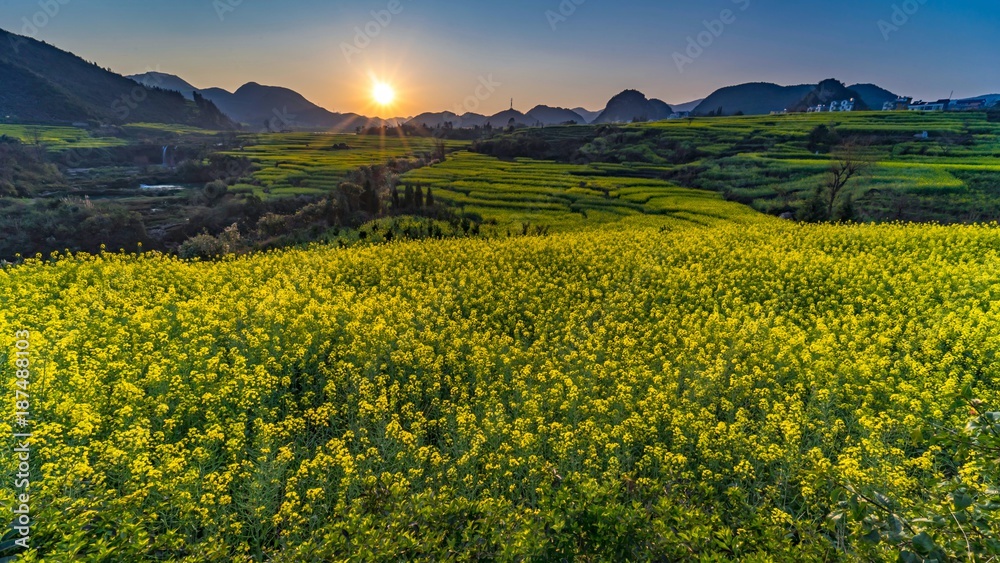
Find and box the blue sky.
[1,0,997,116]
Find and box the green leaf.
[953,491,974,511]
[911,532,936,555]
[874,491,893,508]
[827,509,845,525]
[961,384,974,401]
[861,529,881,544]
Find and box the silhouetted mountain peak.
[594,90,672,123]
[525,105,586,126]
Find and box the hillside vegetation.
[0,29,234,128]
[471,111,1000,222]
[0,127,468,259]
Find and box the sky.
[1,0,998,117]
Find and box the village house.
[908,99,950,111]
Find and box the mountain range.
[572,107,602,123]
[0,28,234,128]
[669,99,705,113]
[3,26,997,133]
[693,80,899,116]
[130,73,383,132]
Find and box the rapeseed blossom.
[2,218,999,560]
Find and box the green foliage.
[798,188,830,222]
[404,151,760,232]
[473,112,1000,223]
[827,391,1000,561]
[0,198,147,258]
[202,180,229,204]
[231,133,466,198]
[807,124,841,153]
[0,29,235,128]
[0,136,65,197]
[833,193,856,222]
[403,184,415,209]
[0,125,126,151]
[177,223,244,259]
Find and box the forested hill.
[0,28,235,128]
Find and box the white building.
[909,99,949,111]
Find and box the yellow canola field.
[2,218,1000,560]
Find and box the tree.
[425,187,435,207]
[797,187,830,222]
[833,193,856,222]
[414,185,425,208]
[404,185,414,209]
[202,180,228,204]
[360,179,380,215]
[336,182,364,214]
[822,139,872,220]
[807,124,841,153]
[988,104,1000,123]
[391,185,401,209]
[432,139,447,162]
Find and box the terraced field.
[233,134,468,199]
[479,112,1000,220]
[404,151,760,230]
[0,124,127,151]
[645,112,1000,214]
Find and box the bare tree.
[823,138,873,219]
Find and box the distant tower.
[510,98,513,110]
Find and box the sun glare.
[372,81,396,106]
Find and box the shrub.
[203,180,229,204]
[178,223,243,259]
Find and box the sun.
[372,81,396,106]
